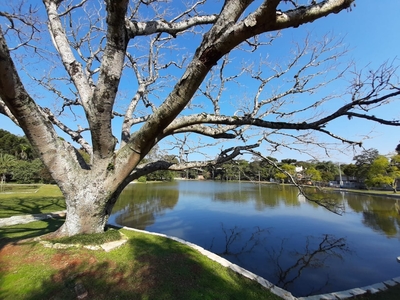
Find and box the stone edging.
[298,278,400,300]
[35,235,128,252]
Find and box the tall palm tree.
[0,153,16,185]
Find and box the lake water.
[110,180,400,297]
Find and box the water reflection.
[266,234,351,296]
[111,181,400,296]
[362,211,400,237]
[207,223,352,296]
[209,224,270,256]
[112,182,179,229]
[212,184,302,209]
[347,194,400,238]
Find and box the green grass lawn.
[340,188,399,197]
[0,184,65,218]
[0,184,41,193]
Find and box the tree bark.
[51,175,123,237]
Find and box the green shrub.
[48,228,122,245]
[137,176,147,183]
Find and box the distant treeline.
[1,128,399,191]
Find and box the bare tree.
[0,0,399,237]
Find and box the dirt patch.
[0,243,18,256]
[50,251,97,269]
[0,244,16,272]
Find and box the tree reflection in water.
[267,234,352,296]
[209,224,352,296]
[347,194,400,238]
[112,183,179,229]
[209,223,270,256]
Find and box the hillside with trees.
[0,129,53,184]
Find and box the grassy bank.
[0,220,281,300]
[336,188,400,198]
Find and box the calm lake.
[110,180,400,297]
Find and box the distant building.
[331,175,360,188]
[295,166,304,173]
[295,166,304,180]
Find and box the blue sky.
[293,0,400,162]
[1,0,399,164]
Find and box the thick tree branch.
[43,0,92,104]
[88,0,129,159]
[248,149,345,215]
[164,113,321,133]
[126,15,218,38]
[128,143,260,181]
[0,98,19,125]
[166,124,237,139]
[0,27,83,184]
[41,107,92,155]
[195,0,355,64]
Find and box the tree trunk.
[50,183,120,237]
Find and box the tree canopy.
[364,154,400,192]
[0,0,399,236]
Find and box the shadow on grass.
[0,197,65,218]
[3,231,281,300]
[0,218,65,249]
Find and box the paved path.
[0,211,66,227]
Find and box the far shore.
[127,178,400,200]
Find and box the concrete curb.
[298,277,400,300]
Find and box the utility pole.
[184,150,189,179]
